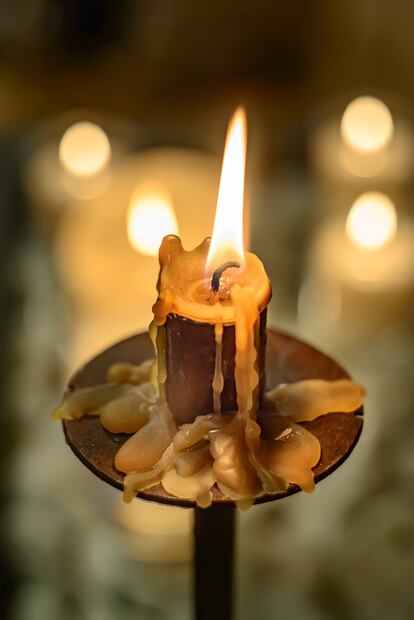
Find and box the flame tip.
[206,108,247,271]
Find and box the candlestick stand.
[194,504,235,620]
[61,330,362,620]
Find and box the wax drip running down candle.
[150,233,269,423]
[53,107,366,507]
[213,323,224,414]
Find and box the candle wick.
[211,261,241,292]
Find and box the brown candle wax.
[152,235,271,425]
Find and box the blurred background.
[1,1,414,619]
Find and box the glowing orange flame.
[128,184,179,257]
[206,107,247,271]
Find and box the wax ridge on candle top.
[152,235,271,325]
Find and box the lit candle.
[55,109,365,507]
[309,95,414,213]
[151,108,271,424]
[55,144,219,369]
[57,183,179,369]
[299,191,414,344]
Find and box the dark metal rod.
[194,504,236,620]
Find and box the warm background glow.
[206,107,247,270]
[116,501,192,563]
[341,96,394,153]
[59,121,111,176]
[6,8,414,620]
[346,191,397,249]
[127,186,179,256]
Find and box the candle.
[55,109,365,508]
[309,95,414,213]
[62,185,179,371]
[299,191,414,345]
[151,108,271,424]
[55,147,219,368]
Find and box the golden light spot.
[341,97,393,153]
[127,186,179,256]
[59,122,111,176]
[346,192,397,250]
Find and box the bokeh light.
[346,191,397,249]
[59,121,111,176]
[127,186,179,256]
[341,96,394,153]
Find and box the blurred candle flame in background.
[341,96,394,154]
[346,192,397,250]
[206,107,247,270]
[58,121,112,200]
[59,121,111,177]
[338,97,395,178]
[127,185,179,256]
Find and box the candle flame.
[128,185,179,257]
[341,96,393,153]
[346,192,397,250]
[206,107,247,271]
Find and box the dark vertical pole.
[194,504,236,620]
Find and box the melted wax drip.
[212,323,224,414]
[54,358,364,506]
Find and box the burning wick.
[211,261,241,292]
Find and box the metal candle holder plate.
[62,329,363,507]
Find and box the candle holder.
[61,328,362,620]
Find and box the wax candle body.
[164,311,267,424]
[152,235,271,425]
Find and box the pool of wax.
[53,359,364,508]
